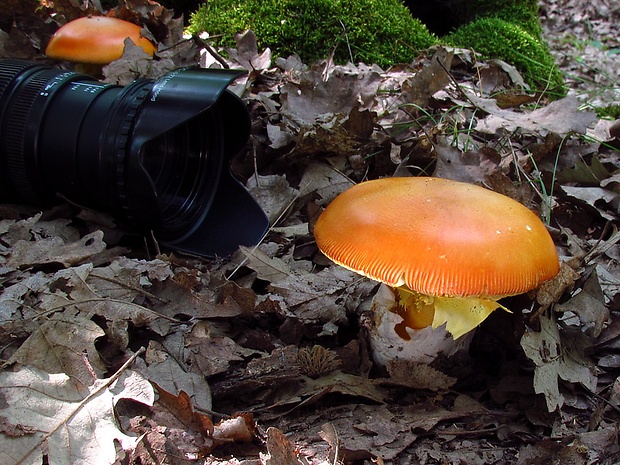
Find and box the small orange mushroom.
[45,16,156,64]
[314,177,560,339]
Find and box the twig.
[338,19,353,64]
[33,297,181,323]
[438,426,500,436]
[226,180,311,281]
[19,347,146,464]
[89,271,168,303]
[193,36,230,69]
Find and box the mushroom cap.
[45,16,156,64]
[314,177,559,298]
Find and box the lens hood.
[0,59,269,257]
[122,67,269,256]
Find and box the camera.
[0,59,268,257]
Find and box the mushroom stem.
[395,287,510,339]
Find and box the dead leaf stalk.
[32,297,181,323]
[17,347,146,464]
[89,271,168,303]
[193,35,230,69]
[226,179,314,281]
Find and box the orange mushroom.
[314,177,560,339]
[45,16,156,64]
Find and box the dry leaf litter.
[0,0,619,464]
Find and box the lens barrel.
[0,59,268,256]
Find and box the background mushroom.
[314,176,560,340]
[45,16,156,65]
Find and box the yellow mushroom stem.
[394,287,511,340]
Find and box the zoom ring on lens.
[0,60,34,105]
[113,84,151,224]
[3,68,65,203]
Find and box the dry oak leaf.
[555,269,609,338]
[8,314,106,387]
[471,94,597,136]
[0,366,153,465]
[153,384,214,438]
[521,314,597,412]
[7,230,107,269]
[144,340,213,412]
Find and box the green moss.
[188,0,564,96]
[594,104,620,119]
[444,17,565,94]
[188,0,438,68]
[469,0,542,37]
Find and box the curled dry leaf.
[7,230,106,269]
[536,261,580,308]
[555,268,610,337]
[153,384,214,436]
[472,94,598,136]
[261,427,305,465]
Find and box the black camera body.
[0,59,268,256]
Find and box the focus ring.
[3,67,68,203]
[0,60,40,202]
[111,83,151,223]
[0,60,34,104]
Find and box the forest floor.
[0,0,619,464]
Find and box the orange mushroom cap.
[45,16,156,65]
[314,177,559,299]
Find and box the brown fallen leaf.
[297,371,386,403]
[185,320,257,377]
[0,353,153,465]
[239,245,291,283]
[521,314,597,411]
[8,313,106,386]
[471,94,598,136]
[280,61,381,126]
[261,427,305,465]
[7,230,106,269]
[401,47,454,107]
[319,422,342,464]
[555,268,610,338]
[145,341,213,412]
[154,384,214,437]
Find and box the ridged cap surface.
[314,177,559,298]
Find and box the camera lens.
[139,115,220,238]
[0,59,268,256]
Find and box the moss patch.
[188,0,438,68]
[594,104,620,119]
[189,0,564,94]
[444,17,565,93]
[469,0,542,37]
